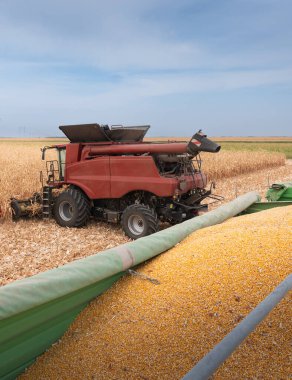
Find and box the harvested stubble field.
[20,206,292,380]
[0,139,292,286]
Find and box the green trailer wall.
[266,182,292,202]
[241,182,292,214]
[0,192,260,380]
[240,201,292,214]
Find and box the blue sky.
[0,0,291,137]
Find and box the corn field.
[0,141,287,219]
[200,150,285,180]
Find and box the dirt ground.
[1,163,291,286]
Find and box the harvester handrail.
[182,273,292,380]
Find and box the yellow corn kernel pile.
[20,206,292,380]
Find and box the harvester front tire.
[53,188,90,227]
[121,204,158,240]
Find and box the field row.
[218,141,292,158]
[200,150,286,180]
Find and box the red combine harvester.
[11,124,221,239]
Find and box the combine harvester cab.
[11,124,222,239]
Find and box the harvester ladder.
[42,186,53,219]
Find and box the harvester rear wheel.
[121,204,158,240]
[53,188,90,227]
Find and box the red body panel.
[110,156,176,198]
[66,144,82,164]
[63,142,207,200]
[66,156,110,199]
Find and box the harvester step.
[42,186,53,219]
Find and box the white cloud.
[1,67,292,110]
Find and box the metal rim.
[59,201,74,221]
[128,214,145,236]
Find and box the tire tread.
[54,187,90,227]
[121,204,158,239]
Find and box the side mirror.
[41,146,51,160]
